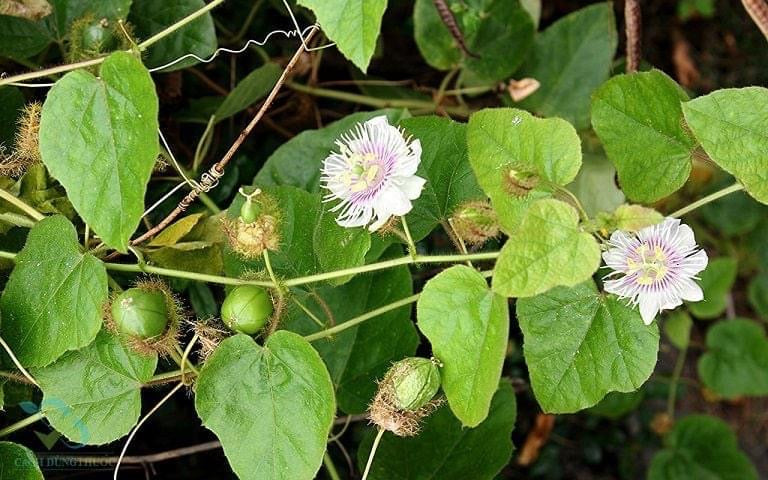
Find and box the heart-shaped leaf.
[492,199,600,298]
[417,265,508,426]
[0,441,44,479]
[0,215,107,367]
[516,280,659,413]
[195,332,335,480]
[39,51,159,251]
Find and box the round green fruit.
[221,285,273,335]
[239,199,261,224]
[111,288,169,339]
[81,20,117,52]
[389,357,441,411]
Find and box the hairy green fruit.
[390,357,441,411]
[111,288,169,339]
[221,285,274,335]
[81,20,117,52]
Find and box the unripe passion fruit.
[81,19,117,52]
[389,357,441,411]
[239,198,261,224]
[111,288,169,339]
[221,285,273,335]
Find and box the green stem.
[145,369,194,386]
[291,296,326,329]
[0,188,44,221]
[230,0,265,44]
[0,212,35,228]
[198,191,222,214]
[323,452,342,480]
[362,428,385,480]
[0,0,226,86]
[304,294,420,342]
[669,182,745,218]
[666,343,688,420]
[400,217,417,259]
[0,335,38,387]
[443,85,496,96]
[286,82,471,117]
[0,412,45,438]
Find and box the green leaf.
[701,180,767,236]
[147,213,204,247]
[417,265,507,427]
[145,241,223,275]
[567,149,624,217]
[195,332,335,480]
[33,329,158,445]
[129,0,217,71]
[0,441,44,480]
[358,382,517,480]
[46,0,132,39]
[225,186,370,284]
[648,415,757,480]
[492,199,600,298]
[663,311,692,350]
[687,257,737,319]
[467,108,582,232]
[399,116,483,241]
[697,319,768,398]
[0,86,23,146]
[516,280,660,413]
[610,204,663,231]
[298,0,386,72]
[587,390,644,419]
[0,14,51,59]
[214,62,282,122]
[283,257,418,414]
[254,109,408,192]
[591,69,697,202]
[413,0,535,84]
[682,87,768,204]
[0,216,107,367]
[39,51,159,251]
[518,2,617,129]
[747,273,768,321]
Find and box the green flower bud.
[450,200,499,247]
[221,285,274,335]
[240,198,261,224]
[389,357,441,411]
[111,288,169,339]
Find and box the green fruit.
[81,21,117,51]
[221,285,273,335]
[389,357,441,410]
[239,199,261,224]
[111,288,169,339]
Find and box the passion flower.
[111,288,169,339]
[221,285,274,335]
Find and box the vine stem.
[0,411,45,438]
[0,336,39,387]
[666,343,688,419]
[323,453,342,480]
[0,188,44,221]
[304,294,420,342]
[0,250,499,288]
[361,428,385,480]
[0,0,226,87]
[669,182,745,218]
[400,217,417,259]
[0,212,35,228]
[286,81,471,117]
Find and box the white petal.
[603,248,629,272]
[681,249,708,276]
[337,206,372,228]
[398,175,426,199]
[679,278,704,302]
[365,115,389,128]
[375,186,412,217]
[368,215,388,232]
[638,295,660,325]
[671,222,697,249]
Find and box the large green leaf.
[648,415,757,480]
[518,2,617,129]
[0,216,107,367]
[399,116,484,241]
[682,87,768,204]
[567,148,625,217]
[697,319,768,398]
[195,332,335,480]
[492,199,600,298]
[283,256,417,414]
[254,109,407,192]
[33,329,157,445]
[0,86,23,146]
[516,280,659,413]
[413,0,535,83]
[0,14,51,59]
[298,0,386,72]
[214,62,281,122]
[687,257,737,319]
[467,108,582,232]
[225,186,370,284]
[129,0,217,71]
[417,265,507,426]
[358,382,517,480]
[0,441,44,480]
[46,0,132,40]
[591,69,697,203]
[39,51,159,251]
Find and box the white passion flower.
[602,218,708,325]
[320,116,425,231]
